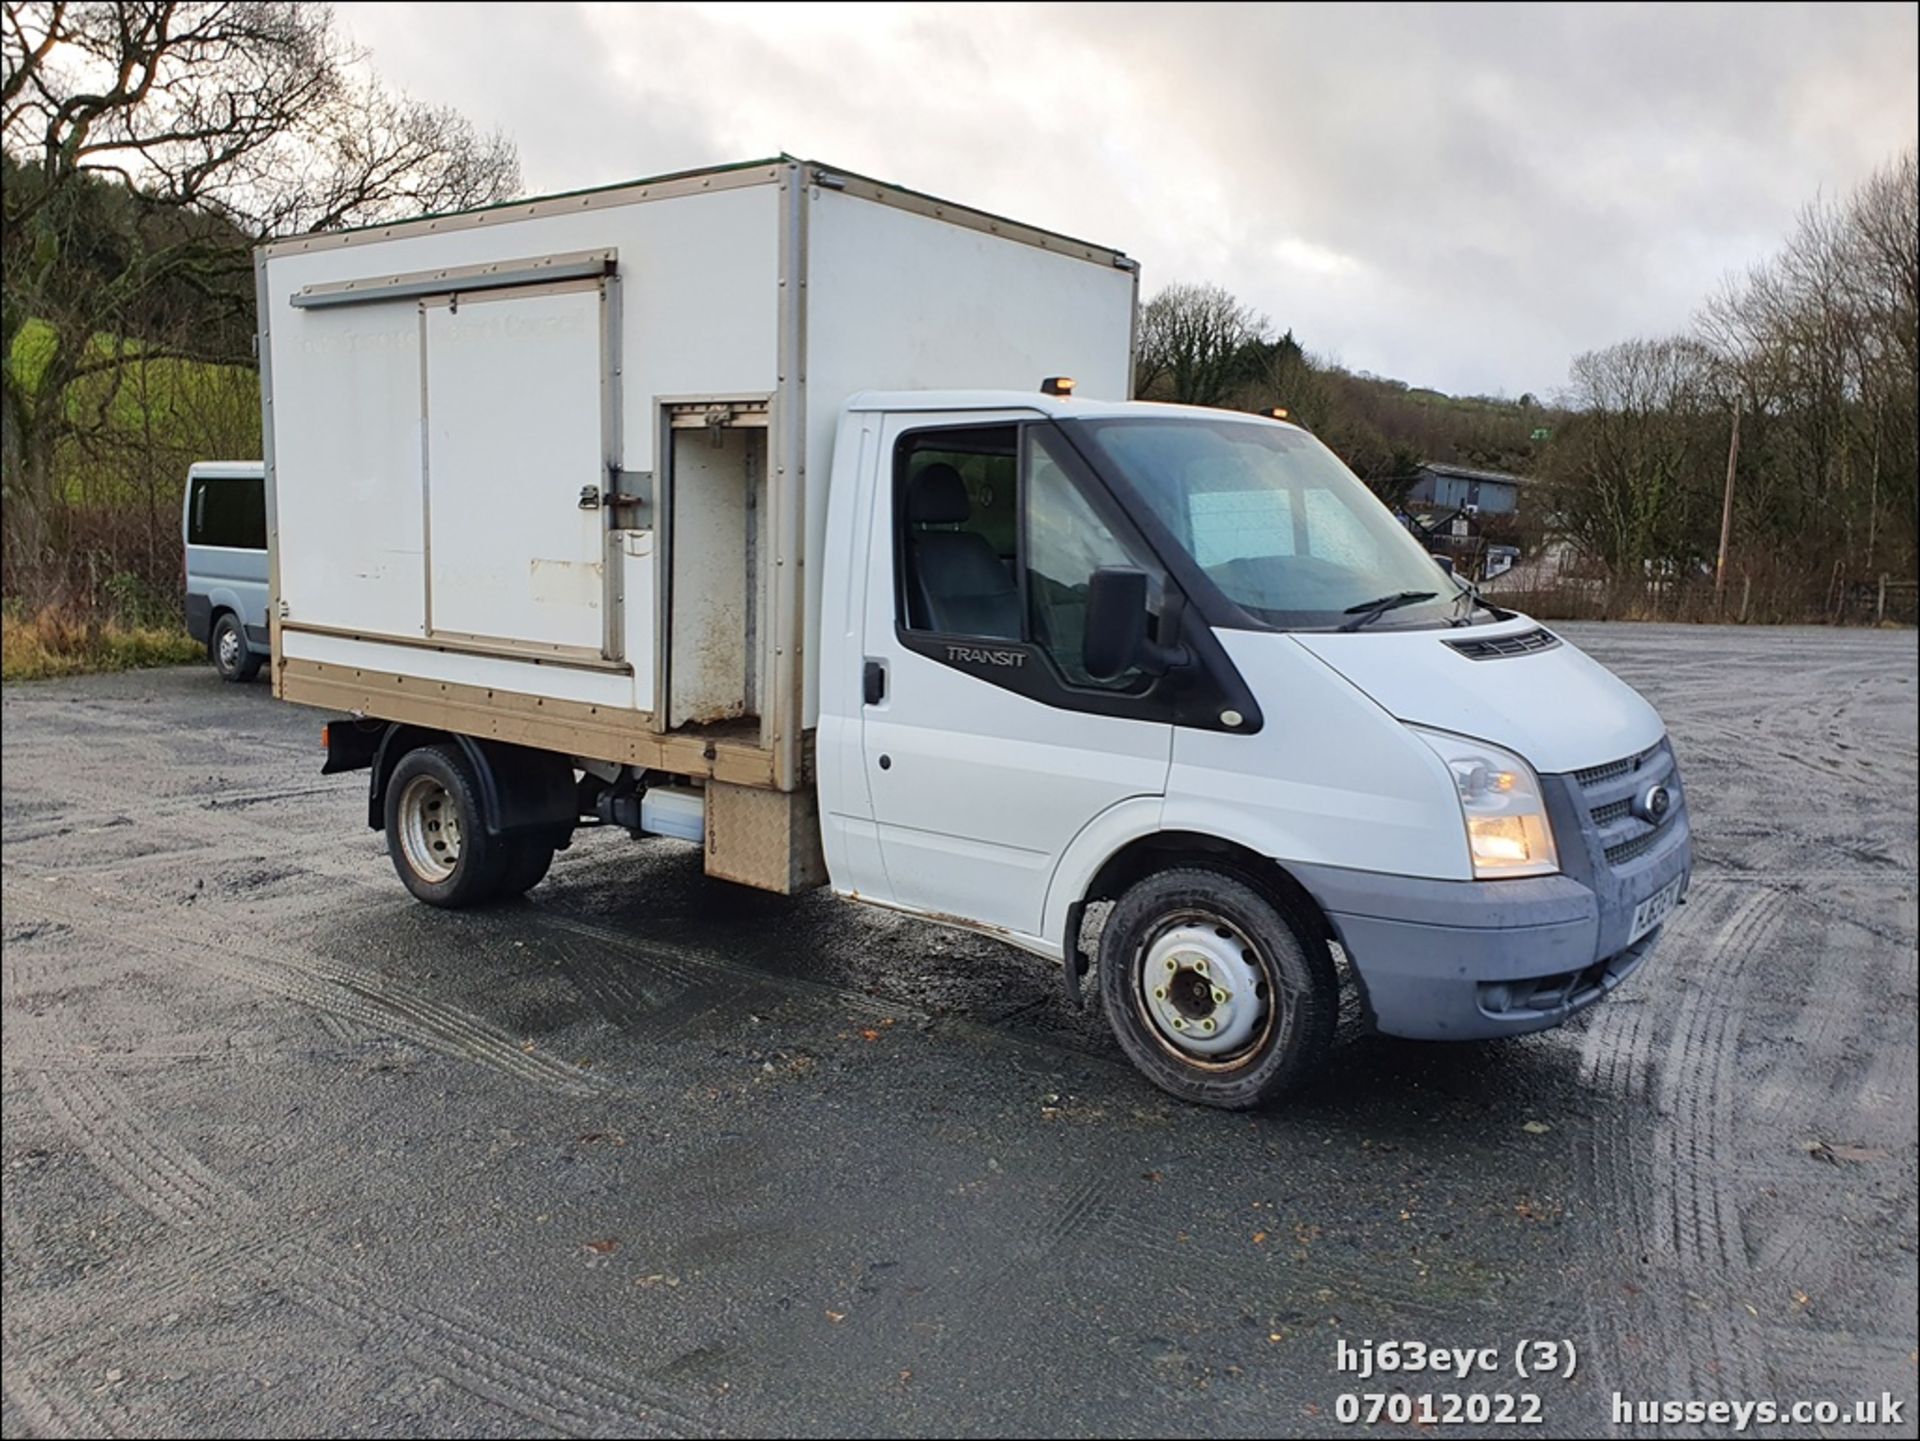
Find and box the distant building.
[1406,462,1532,516]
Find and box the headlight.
[1408,725,1559,879]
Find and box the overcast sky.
[341,2,1916,398]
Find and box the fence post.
[1739,573,1751,624]
[1878,574,1888,625]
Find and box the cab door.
[859,414,1173,940]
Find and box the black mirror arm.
[1136,637,1190,677]
[1138,590,1190,676]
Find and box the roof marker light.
[1267,407,1289,420]
[1041,376,1075,397]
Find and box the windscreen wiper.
[1339,590,1438,632]
[1447,582,1510,626]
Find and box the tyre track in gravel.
[1,807,390,895]
[7,881,616,1100]
[3,989,713,1438]
[3,783,347,845]
[540,906,1134,1073]
[1574,880,1788,1408]
[1740,955,1919,1298]
[0,1163,137,1440]
[1657,656,1908,788]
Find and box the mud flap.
[1063,899,1090,1010]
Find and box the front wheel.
[1098,867,1337,1109]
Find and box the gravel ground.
[3,622,1915,1438]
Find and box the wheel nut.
[1211,987,1227,1005]
[1173,1018,1187,1030]
[1201,1019,1216,1032]
[1153,986,1167,1000]
[1165,957,1177,972]
[1194,959,1209,974]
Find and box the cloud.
[339,1,1917,396]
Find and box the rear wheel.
[1098,866,1337,1109]
[210,613,262,683]
[384,745,505,907]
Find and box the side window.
[1025,429,1152,689]
[188,477,266,550]
[896,426,1019,639]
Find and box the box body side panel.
[263,182,781,712]
[801,187,1136,724]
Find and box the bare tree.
[1698,148,1918,577]
[1134,281,1268,407]
[1846,149,1918,386]
[1542,336,1724,579]
[2,1,519,594]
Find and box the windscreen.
[1072,417,1460,630]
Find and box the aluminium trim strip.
[259,163,783,259]
[771,163,808,791]
[289,248,617,309]
[254,249,283,691]
[280,621,632,674]
[804,162,1132,270]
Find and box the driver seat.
[906,464,1021,639]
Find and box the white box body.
[258,158,1136,791]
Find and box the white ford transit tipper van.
[260,158,1690,1108]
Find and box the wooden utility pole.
[1715,395,1742,604]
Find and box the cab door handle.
[862,659,887,706]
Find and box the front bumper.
[1294,743,1693,1040]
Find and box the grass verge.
[2,607,203,681]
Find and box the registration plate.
[1629,873,1685,943]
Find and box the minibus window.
[187,476,266,550]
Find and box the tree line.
[1134,282,1556,515]
[1543,150,1916,619]
[1135,151,1918,622]
[3,3,1912,630]
[3,1,518,619]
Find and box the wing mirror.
[1084,567,1187,681]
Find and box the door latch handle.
[862,659,887,706]
[578,485,601,510]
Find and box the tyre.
[210,612,262,683]
[496,837,556,898]
[1097,866,1337,1110]
[383,745,506,907]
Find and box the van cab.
[813,394,1691,1105]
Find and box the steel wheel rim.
[397,774,461,883]
[1134,908,1277,1070]
[217,626,242,671]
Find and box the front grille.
[1605,829,1664,866]
[1572,738,1682,873]
[1574,742,1661,789]
[1445,626,1561,660]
